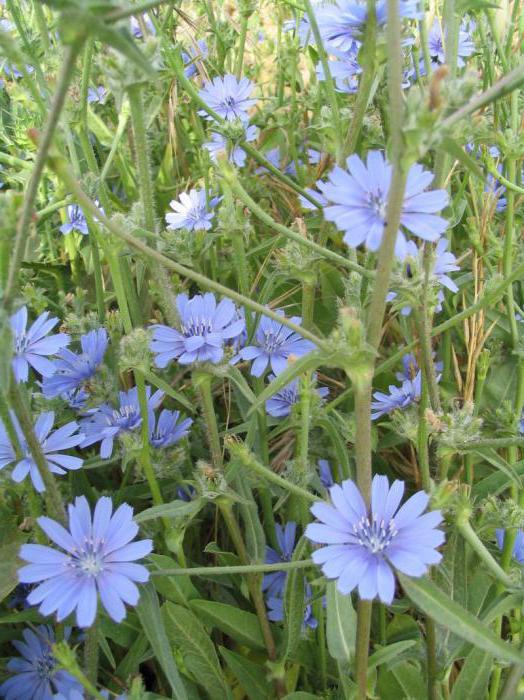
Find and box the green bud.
[119,328,153,372]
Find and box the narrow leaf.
[326,581,356,662]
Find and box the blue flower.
[318,459,334,489]
[265,375,329,418]
[198,75,256,122]
[306,474,444,603]
[316,50,361,93]
[428,19,475,67]
[60,205,88,236]
[150,293,245,367]
[19,496,153,628]
[79,386,164,458]
[256,147,321,177]
[165,189,220,232]
[233,310,316,377]
[0,411,84,492]
[371,372,421,420]
[182,39,208,78]
[204,124,258,168]
[496,529,524,564]
[317,151,449,259]
[130,14,156,38]
[10,306,70,383]
[263,522,298,597]
[149,409,192,448]
[0,625,82,700]
[42,329,108,400]
[177,484,197,502]
[87,86,106,104]
[266,583,318,630]
[316,0,421,52]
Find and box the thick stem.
[195,371,224,471]
[4,41,83,309]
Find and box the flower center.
[14,332,29,354]
[367,191,388,221]
[262,329,284,353]
[182,316,213,338]
[35,651,55,680]
[353,515,397,554]
[69,537,105,578]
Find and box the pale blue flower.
[265,375,329,417]
[371,372,421,419]
[198,75,256,122]
[319,459,334,489]
[10,306,70,383]
[233,311,316,377]
[165,189,220,231]
[306,475,444,603]
[79,386,164,458]
[0,411,84,492]
[204,124,258,167]
[496,529,524,564]
[42,329,108,400]
[317,151,449,259]
[19,496,152,627]
[149,409,192,448]
[182,39,208,78]
[427,19,475,67]
[151,293,245,367]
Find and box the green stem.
[149,559,314,576]
[195,371,223,471]
[135,373,165,510]
[226,439,319,503]
[456,515,512,588]
[83,617,99,689]
[9,378,66,523]
[4,41,83,310]
[128,84,157,232]
[355,600,372,700]
[221,162,373,277]
[234,3,250,78]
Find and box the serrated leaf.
[399,573,524,666]
[136,584,188,700]
[326,581,356,662]
[163,601,233,700]
[219,646,270,700]
[189,599,265,650]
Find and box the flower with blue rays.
[233,310,316,377]
[0,625,82,700]
[79,386,164,458]
[316,51,361,93]
[0,411,84,492]
[150,292,245,367]
[427,19,475,67]
[60,204,88,235]
[263,522,298,598]
[198,75,256,122]
[149,409,192,448]
[87,86,106,104]
[204,124,259,167]
[19,496,153,628]
[42,329,108,400]
[165,189,220,232]
[316,0,421,52]
[306,474,444,603]
[257,147,321,177]
[265,375,329,418]
[317,151,449,259]
[2,62,34,80]
[10,306,70,383]
[130,14,156,38]
[371,372,421,420]
[177,484,197,502]
[266,583,318,630]
[182,39,208,78]
[496,529,524,564]
[319,459,334,489]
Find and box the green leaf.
[441,136,485,181]
[283,694,322,700]
[219,647,271,700]
[189,599,265,650]
[150,554,200,604]
[472,459,524,498]
[233,476,266,563]
[0,538,23,603]
[390,661,427,698]
[135,499,203,524]
[283,537,308,662]
[142,369,195,413]
[450,648,493,700]
[136,584,188,700]
[163,601,233,700]
[368,641,417,671]
[326,581,356,662]
[399,573,524,666]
